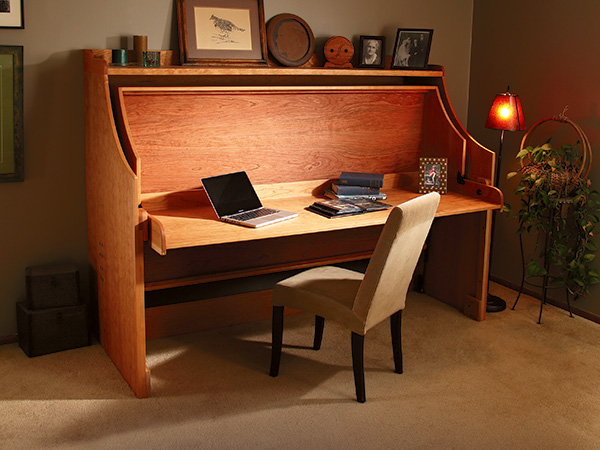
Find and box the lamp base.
[486,294,506,313]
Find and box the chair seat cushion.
[272,266,367,334]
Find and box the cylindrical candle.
[134,35,148,64]
[111,49,128,66]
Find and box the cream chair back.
[352,192,440,333]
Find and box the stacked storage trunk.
[17,264,89,357]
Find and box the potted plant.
[506,138,600,299]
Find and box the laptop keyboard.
[228,208,278,221]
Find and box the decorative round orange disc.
[324,36,354,65]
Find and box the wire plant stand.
[510,109,591,324]
[511,205,574,324]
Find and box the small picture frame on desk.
[358,36,385,69]
[391,28,433,69]
[176,0,267,66]
[419,157,447,194]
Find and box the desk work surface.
[142,177,501,255]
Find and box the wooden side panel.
[119,87,436,193]
[429,74,496,184]
[422,89,466,190]
[83,51,149,398]
[422,213,485,316]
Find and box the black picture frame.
[176,0,267,66]
[0,45,24,182]
[419,157,447,194]
[358,35,385,69]
[0,0,24,29]
[391,28,433,70]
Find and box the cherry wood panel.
[117,86,465,194]
[143,226,381,289]
[424,212,489,320]
[84,54,149,398]
[145,290,276,340]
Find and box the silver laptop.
[201,171,298,228]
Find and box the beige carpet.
[1,284,600,449]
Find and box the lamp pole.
[485,87,525,312]
[487,129,507,312]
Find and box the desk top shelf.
[87,49,444,78]
[142,176,501,255]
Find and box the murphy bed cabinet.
[83,49,502,398]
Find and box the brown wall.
[468,0,600,316]
[0,0,475,338]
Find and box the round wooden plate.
[267,14,315,67]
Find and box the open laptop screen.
[201,171,263,217]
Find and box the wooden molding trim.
[491,276,600,325]
[0,334,18,345]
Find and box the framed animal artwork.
[176,0,267,66]
[0,0,23,29]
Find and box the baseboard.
[491,276,600,325]
[0,334,18,345]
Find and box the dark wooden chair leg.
[313,315,324,350]
[351,332,366,403]
[270,306,284,377]
[390,310,403,374]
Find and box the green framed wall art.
[0,45,24,182]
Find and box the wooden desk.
[83,49,502,398]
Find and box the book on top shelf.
[338,172,384,188]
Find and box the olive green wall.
[468,0,600,316]
[0,0,474,338]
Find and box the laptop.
[201,171,298,228]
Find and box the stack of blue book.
[325,171,387,200]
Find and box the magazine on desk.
[323,189,388,201]
[308,197,392,218]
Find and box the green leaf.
[527,261,547,276]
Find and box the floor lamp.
[485,87,525,312]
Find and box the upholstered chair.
[269,192,440,402]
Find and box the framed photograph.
[0,46,24,182]
[358,36,385,69]
[0,0,24,29]
[419,157,447,194]
[391,28,433,69]
[176,0,267,66]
